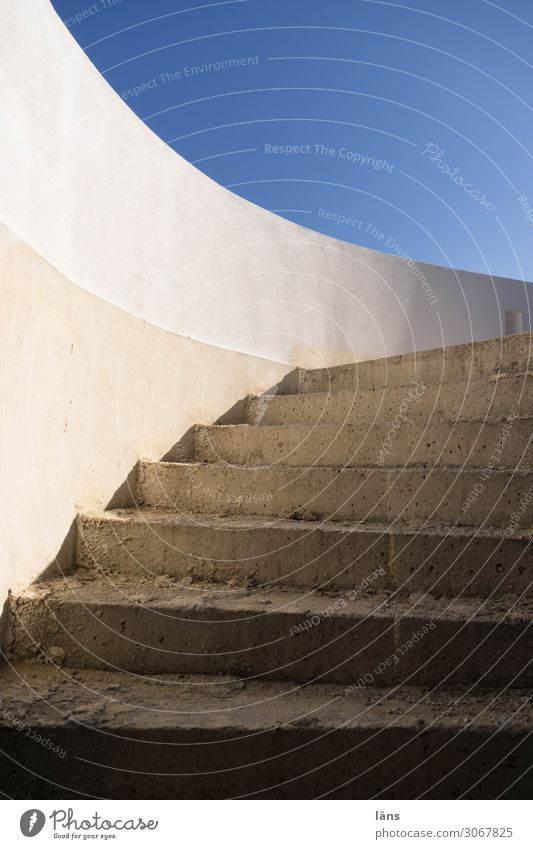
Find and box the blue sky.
[52,0,533,280]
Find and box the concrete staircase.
[3,333,533,799]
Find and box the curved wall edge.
[0,1,531,366]
[0,222,290,615]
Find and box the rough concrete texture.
[74,510,533,599]
[4,333,533,799]
[247,374,533,425]
[1,662,533,799]
[299,332,533,392]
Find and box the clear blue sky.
[52,0,533,280]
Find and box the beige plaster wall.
[0,224,289,614]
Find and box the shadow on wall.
[0,372,298,652]
[0,226,296,652]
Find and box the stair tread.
[80,506,533,541]
[298,335,533,394]
[302,332,533,370]
[16,571,533,622]
[144,458,533,475]
[1,661,532,733]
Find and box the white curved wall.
[0,0,531,367]
[0,224,289,619]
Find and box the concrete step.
[194,417,531,470]
[75,509,533,600]
[136,460,533,529]
[247,374,533,426]
[299,332,533,393]
[7,574,533,688]
[2,661,532,798]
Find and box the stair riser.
[194,419,532,470]
[248,379,533,426]
[75,516,533,599]
[2,724,532,799]
[299,335,533,393]
[136,462,533,529]
[75,516,390,594]
[8,596,533,688]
